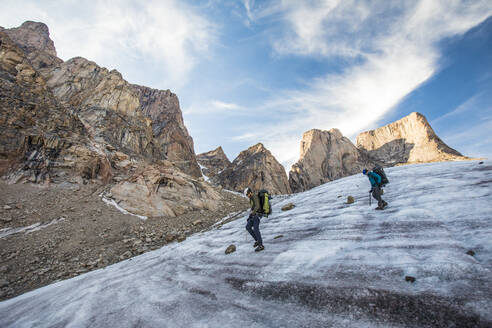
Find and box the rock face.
[2,21,63,74]
[3,21,201,178]
[356,112,467,165]
[197,147,231,181]
[289,129,376,193]
[109,161,222,217]
[0,21,223,217]
[216,143,291,195]
[0,29,109,183]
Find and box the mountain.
[289,128,376,193]
[197,146,231,183]
[1,21,222,215]
[215,143,291,195]
[356,112,468,165]
[0,28,109,184]
[3,21,201,178]
[1,160,490,327]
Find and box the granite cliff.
[196,146,231,183]
[3,21,201,177]
[289,129,376,193]
[0,21,228,217]
[356,112,468,165]
[213,143,291,195]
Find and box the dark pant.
[246,214,262,245]
[372,185,384,207]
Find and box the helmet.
[244,187,252,196]
[362,169,368,175]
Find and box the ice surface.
[1,161,491,327]
[0,217,65,239]
[101,195,147,220]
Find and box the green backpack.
[258,190,272,216]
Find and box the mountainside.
[215,143,291,195]
[3,21,201,177]
[0,29,109,184]
[1,21,221,217]
[1,160,490,327]
[289,128,376,193]
[356,112,468,165]
[0,22,251,297]
[197,146,231,183]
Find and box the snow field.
[0,160,491,327]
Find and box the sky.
[1,0,491,170]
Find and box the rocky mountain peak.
[5,21,57,57]
[214,143,291,195]
[356,112,467,165]
[197,147,231,182]
[290,128,376,193]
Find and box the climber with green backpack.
[244,187,272,252]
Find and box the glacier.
[0,160,491,327]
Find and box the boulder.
[225,245,236,254]
[109,161,223,217]
[347,196,354,204]
[281,203,295,211]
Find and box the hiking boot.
[382,200,388,208]
[255,244,265,252]
[375,206,384,210]
[253,241,259,248]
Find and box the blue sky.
[1,0,491,169]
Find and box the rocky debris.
[347,196,355,204]
[281,203,295,211]
[197,147,231,181]
[466,250,475,256]
[177,235,186,243]
[225,245,236,254]
[215,143,291,195]
[274,235,284,239]
[405,276,416,283]
[289,129,376,193]
[356,112,468,165]
[0,179,249,302]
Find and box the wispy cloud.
[240,0,492,168]
[183,99,244,115]
[0,0,216,89]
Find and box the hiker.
[363,169,388,210]
[245,187,265,252]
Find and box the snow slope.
[1,161,491,328]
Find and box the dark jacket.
[367,172,382,187]
[249,193,261,215]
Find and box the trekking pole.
[369,191,372,206]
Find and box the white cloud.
[183,99,244,115]
[240,0,492,169]
[0,0,216,89]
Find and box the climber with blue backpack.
[363,166,388,210]
[244,187,272,252]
